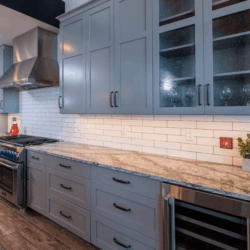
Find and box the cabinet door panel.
[62,55,85,113]
[0,89,3,114]
[119,0,146,37]
[0,51,3,77]
[27,163,46,216]
[86,1,115,114]
[115,0,153,114]
[204,0,250,114]
[63,20,82,56]
[60,14,86,114]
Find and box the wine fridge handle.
[164,194,175,250]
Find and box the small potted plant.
[238,133,250,172]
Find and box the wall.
[62,0,92,12]
[8,87,250,167]
[0,114,7,133]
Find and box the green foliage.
[238,134,250,159]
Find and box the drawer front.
[46,193,90,242]
[91,166,161,200]
[46,155,90,179]
[27,150,46,165]
[46,168,90,210]
[91,181,162,240]
[91,212,162,250]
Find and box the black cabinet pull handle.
[32,156,39,160]
[60,184,72,190]
[59,163,71,169]
[60,211,71,219]
[114,91,119,107]
[206,84,210,106]
[0,100,2,109]
[58,96,62,109]
[113,203,131,212]
[110,92,114,107]
[113,238,131,248]
[113,177,130,184]
[197,84,201,106]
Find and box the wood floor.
[0,197,99,250]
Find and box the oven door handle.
[0,161,19,170]
[164,194,175,250]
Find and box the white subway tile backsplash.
[182,144,213,154]
[168,149,197,160]
[132,139,154,147]
[10,87,250,168]
[181,115,213,122]
[155,141,181,150]
[233,123,250,131]
[197,122,232,130]
[168,121,196,129]
[132,126,154,133]
[143,133,167,141]
[197,153,232,165]
[155,127,181,135]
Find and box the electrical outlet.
[122,126,127,135]
[186,129,194,141]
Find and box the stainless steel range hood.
[0,27,59,91]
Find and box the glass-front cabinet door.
[204,0,250,114]
[153,0,204,114]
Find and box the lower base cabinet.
[91,212,162,250]
[46,193,90,242]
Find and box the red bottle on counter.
[10,117,19,136]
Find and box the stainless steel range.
[0,135,58,207]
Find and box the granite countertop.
[27,141,250,202]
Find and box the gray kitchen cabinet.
[204,0,250,115]
[153,0,204,115]
[91,212,162,250]
[59,13,86,114]
[114,0,153,114]
[0,45,19,114]
[86,0,115,114]
[27,162,46,216]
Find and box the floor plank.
[0,198,99,250]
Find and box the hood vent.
[0,27,59,91]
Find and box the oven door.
[0,158,24,206]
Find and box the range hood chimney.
[0,27,59,91]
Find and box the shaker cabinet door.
[0,89,3,114]
[60,13,86,114]
[27,163,46,216]
[153,0,205,115]
[114,0,153,114]
[204,0,250,114]
[86,1,115,114]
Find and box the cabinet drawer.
[46,168,90,210]
[27,150,46,165]
[91,181,162,240]
[46,193,90,242]
[91,212,162,250]
[91,166,161,200]
[46,155,90,179]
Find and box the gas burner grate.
[0,135,59,147]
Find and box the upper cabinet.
[0,45,19,114]
[86,1,115,114]
[59,13,86,114]
[58,0,250,115]
[153,0,204,115]
[204,0,250,114]
[114,0,153,114]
